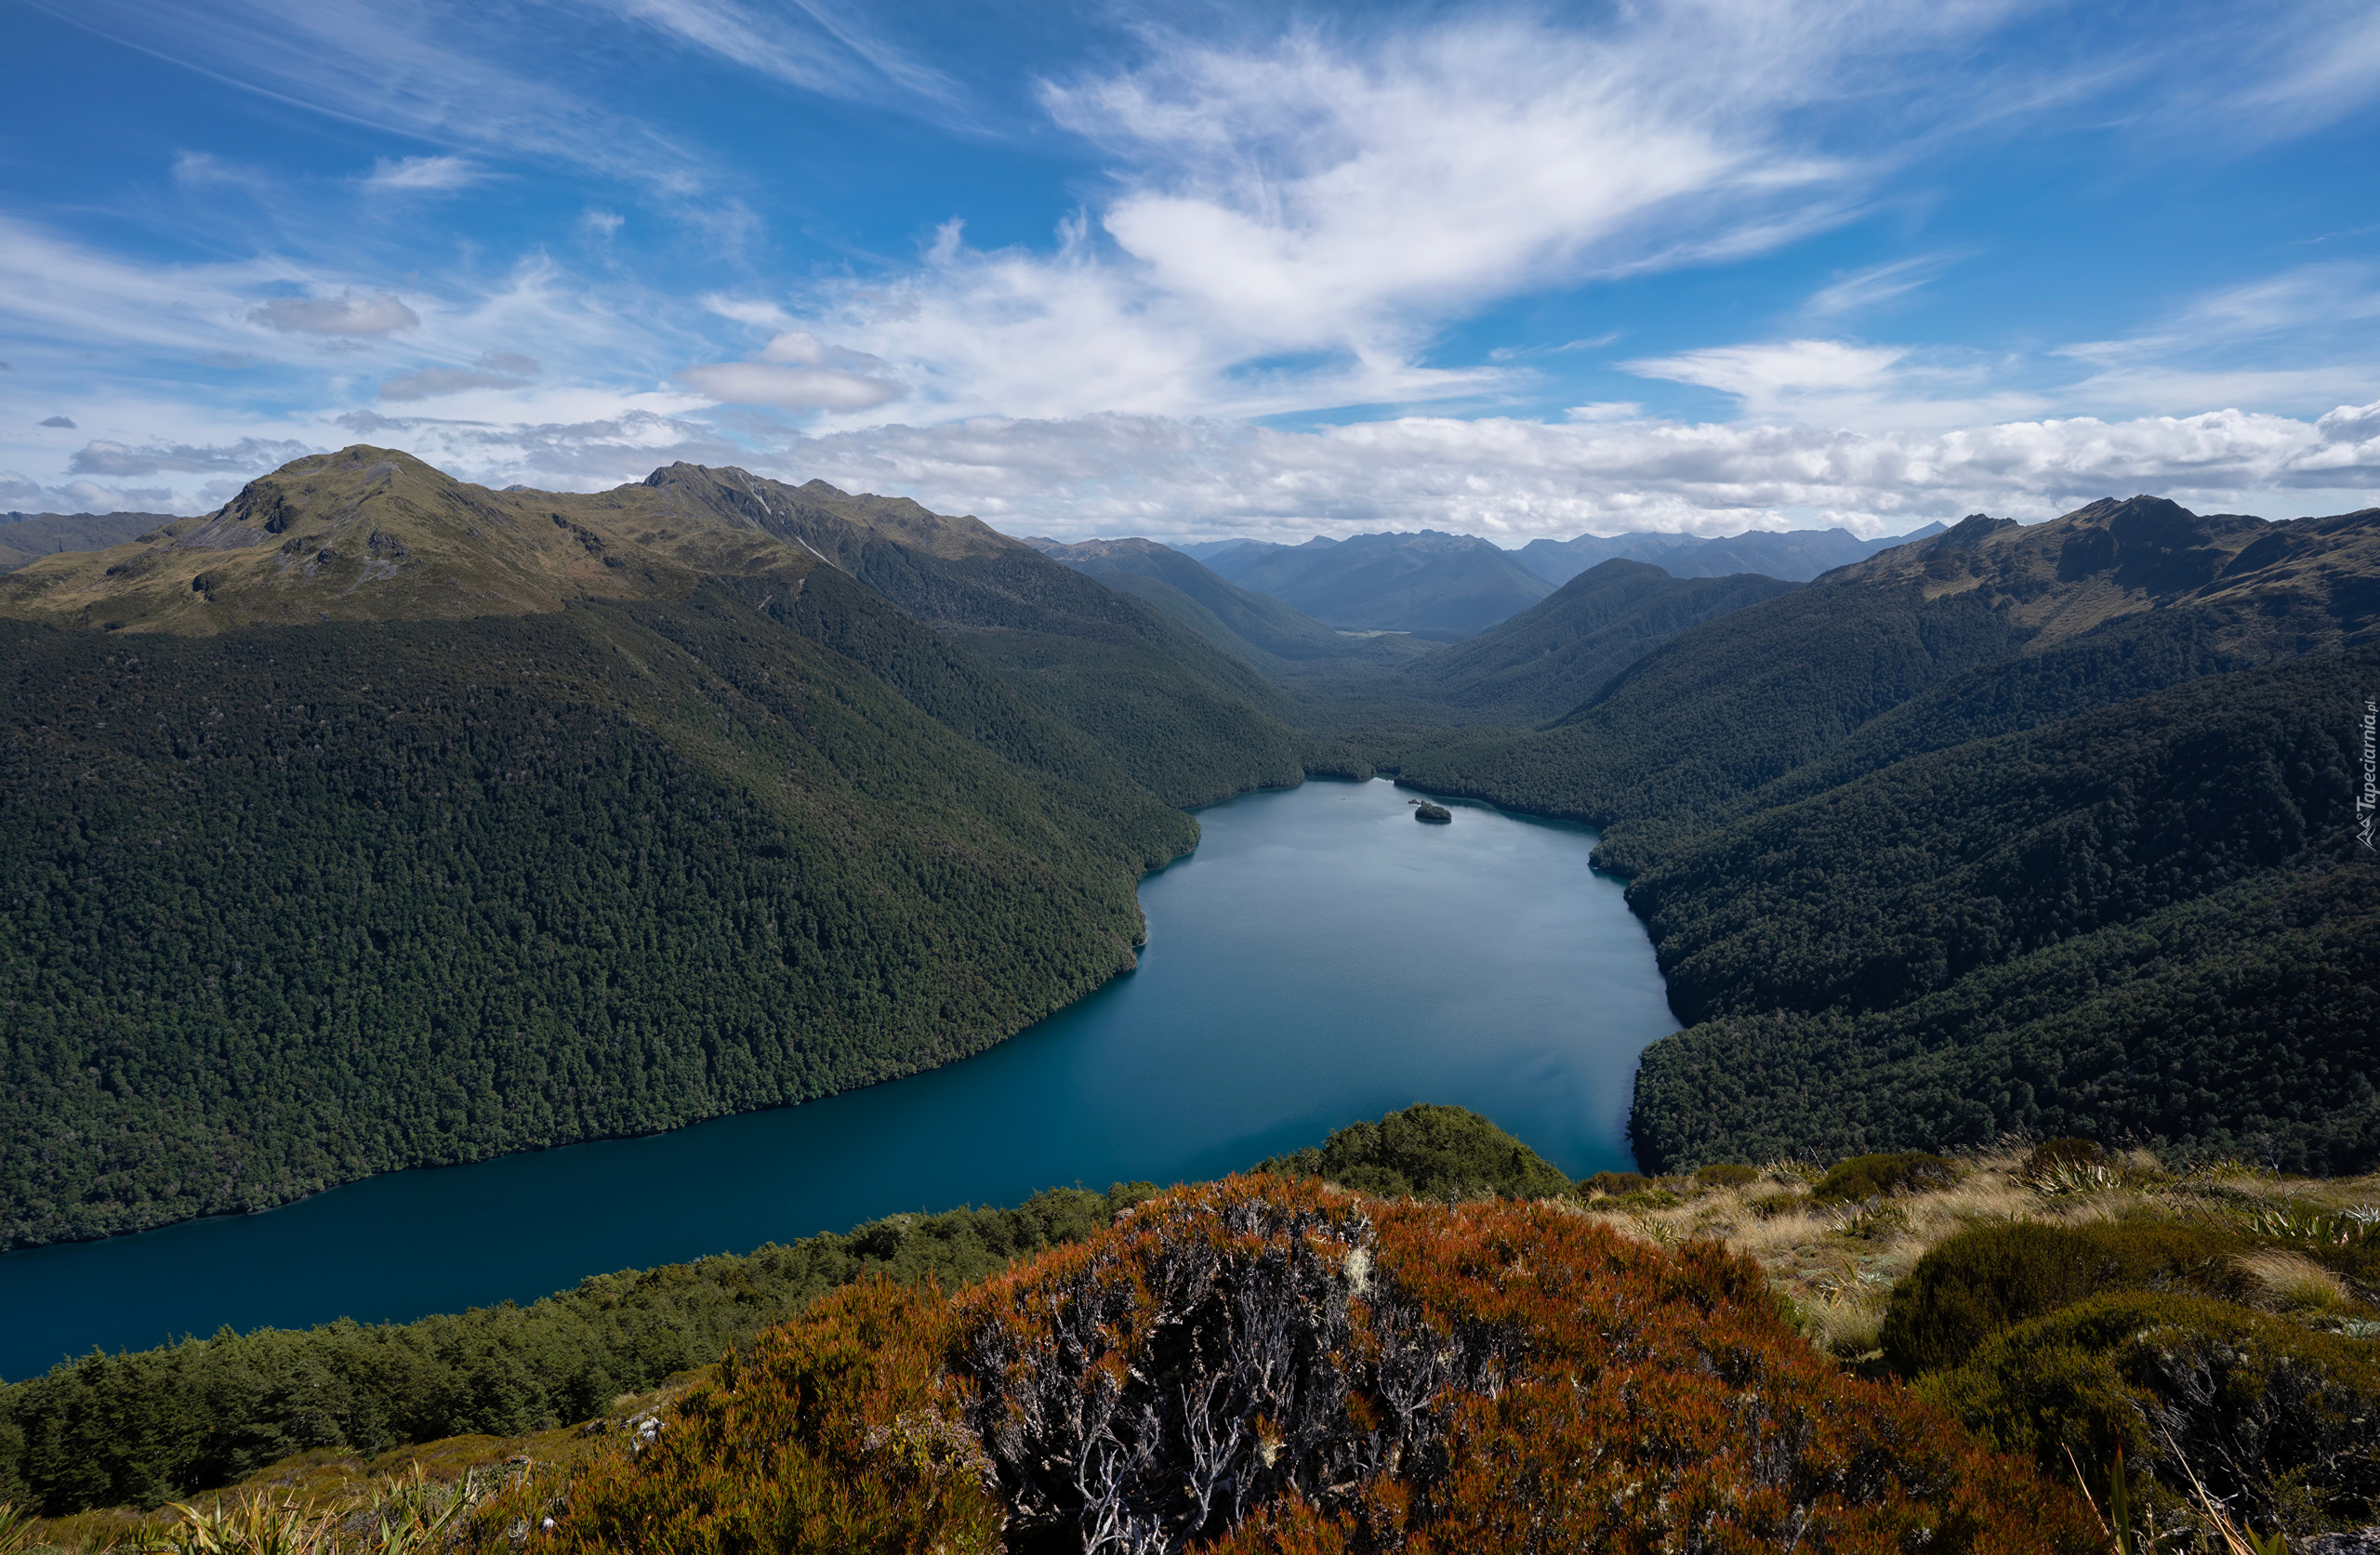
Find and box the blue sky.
[4,0,2379,542]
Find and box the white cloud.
[1805,253,1961,316]
[23,0,704,190]
[725,7,2056,430]
[68,437,315,477]
[757,400,2380,542]
[381,350,544,402]
[362,155,483,192]
[249,292,421,336]
[0,470,182,515]
[1623,337,2049,429]
[594,0,963,114]
[677,333,905,411]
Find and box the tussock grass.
[1582,1147,2380,1357]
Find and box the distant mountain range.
[1511,521,1949,586]
[0,509,173,572]
[1180,529,1553,639]
[1166,521,1948,639]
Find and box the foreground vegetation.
[8,1109,2373,1554]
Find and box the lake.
[0,776,1676,1383]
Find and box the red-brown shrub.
[517,1178,2098,1555]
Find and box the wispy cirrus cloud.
[20,0,706,190]
[595,0,968,117]
[361,154,485,192]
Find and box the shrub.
[522,1179,2101,1555]
[490,1279,1004,1555]
[1880,1221,2249,1376]
[1258,1104,1573,1202]
[1580,1170,1649,1197]
[1812,1152,1963,1204]
[1919,1293,2380,1536]
[1692,1162,1758,1190]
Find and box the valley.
[2,453,2373,1546]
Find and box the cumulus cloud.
[379,350,545,402]
[249,291,421,336]
[361,155,484,192]
[330,407,746,488]
[765,399,2380,541]
[68,437,314,478]
[677,333,904,411]
[1,469,184,515]
[39,415,75,428]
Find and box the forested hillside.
[1395,558,1799,724]
[628,465,1315,806]
[0,446,1321,1249]
[1391,497,2380,1172]
[1025,534,1423,675]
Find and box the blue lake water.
[0,777,1677,1383]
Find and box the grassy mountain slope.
[1395,558,1800,724]
[0,449,1212,1249]
[0,512,170,573]
[1822,496,2380,651]
[1204,529,1553,638]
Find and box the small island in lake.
[1413,802,1453,824]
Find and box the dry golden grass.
[1580,1148,2380,1359]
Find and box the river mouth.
[0,776,1676,1382]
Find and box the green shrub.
[1811,1152,1963,1204]
[1692,1163,1758,1190]
[1919,1292,2380,1535]
[1881,1221,2250,1376]
[1580,1170,1649,1197]
[1257,1105,1573,1202]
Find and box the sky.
[3,0,2379,544]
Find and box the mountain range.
[1182,529,1554,639]
[0,510,170,573]
[1513,521,1950,586]
[1394,494,2380,1172]
[6,461,2374,1259]
[0,448,1324,1249]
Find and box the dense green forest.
[633,464,1315,808]
[0,592,1174,1248]
[1632,863,2379,1171]
[0,449,1355,1251]
[1381,499,2379,1172]
[0,1183,1157,1511]
[1393,558,1800,725]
